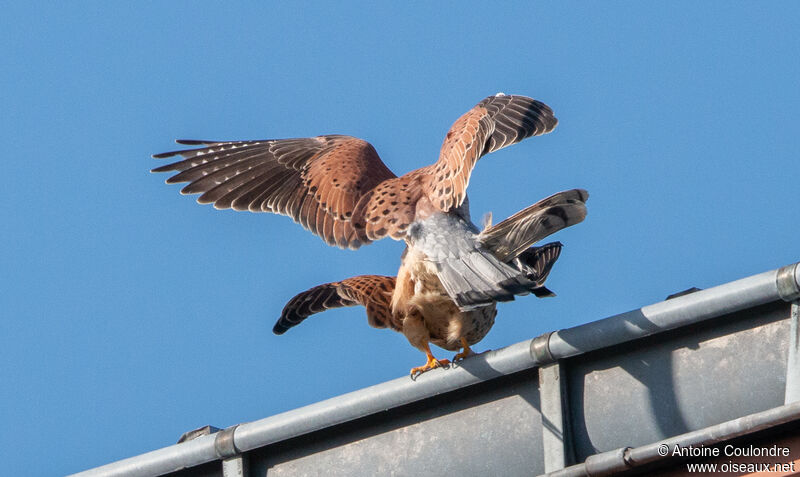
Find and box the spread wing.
[425,94,558,211]
[273,275,397,334]
[152,135,397,249]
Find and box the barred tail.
[515,241,563,297]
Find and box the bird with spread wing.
[152,94,588,376]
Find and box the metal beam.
[222,456,246,477]
[539,362,569,472]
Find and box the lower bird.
[273,189,588,376]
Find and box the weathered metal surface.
[542,400,800,477]
[71,262,800,477]
[248,371,543,476]
[777,263,800,302]
[567,301,790,460]
[547,267,786,360]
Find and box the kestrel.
[152,94,587,375]
[273,189,587,376]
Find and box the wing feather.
[273,275,397,334]
[154,95,559,246]
[178,157,273,195]
[153,136,397,249]
[425,94,558,212]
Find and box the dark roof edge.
[71,261,799,477]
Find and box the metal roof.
[72,262,800,476]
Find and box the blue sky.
[2,2,799,475]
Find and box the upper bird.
[153,94,573,370]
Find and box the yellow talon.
[453,337,475,362]
[410,350,450,377]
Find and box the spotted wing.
[273,275,397,334]
[350,171,426,243]
[426,94,558,211]
[152,136,397,249]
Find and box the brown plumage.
[152,94,556,249]
[273,275,398,335]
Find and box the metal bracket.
[215,425,247,477]
[214,425,240,459]
[583,447,631,476]
[531,331,556,364]
[776,263,800,302]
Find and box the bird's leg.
[452,337,475,362]
[410,343,450,378]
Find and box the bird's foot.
[410,356,450,378]
[452,348,475,362]
[452,338,475,362]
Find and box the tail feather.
[479,189,588,261]
[412,189,587,311]
[532,286,555,298]
[515,241,563,297]
[516,241,562,284]
[436,249,535,310]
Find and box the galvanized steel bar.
[545,264,799,361]
[71,340,538,477]
[626,400,800,467]
[70,433,220,477]
[233,339,537,452]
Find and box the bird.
[152,93,587,375]
[272,189,588,377]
